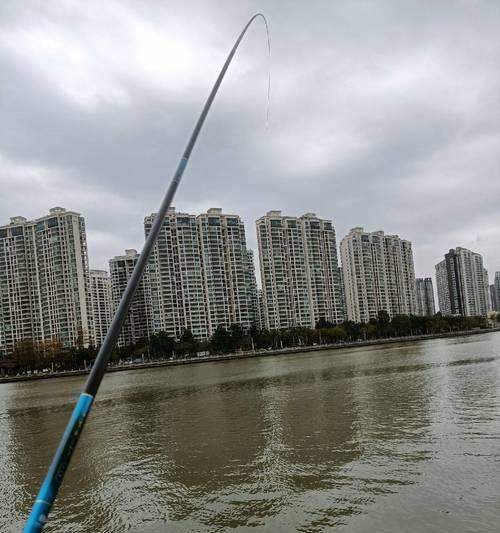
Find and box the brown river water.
[1,332,500,532]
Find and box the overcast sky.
[0,0,499,283]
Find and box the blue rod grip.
[23,393,94,533]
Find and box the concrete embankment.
[1,327,499,385]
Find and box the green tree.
[229,323,245,351]
[391,314,411,337]
[342,321,363,340]
[253,328,273,349]
[39,338,65,369]
[364,322,377,339]
[13,339,39,370]
[330,325,346,341]
[175,329,198,357]
[72,345,97,369]
[150,331,175,358]
[209,326,232,354]
[315,317,334,329]
[430,312,447,333]
[377,311,391,337]
[410,314,429,335]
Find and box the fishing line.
[262,15,271,131]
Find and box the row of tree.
[5,311,499,372]
[6,338,95,372]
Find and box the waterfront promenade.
[2,327,498,385]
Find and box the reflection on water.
[1,332,500,532]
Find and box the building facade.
[338,266,348,321]
[89,270,112,347]
[488,271,500,312]
[0,216,36,355]
[415,277,436,316]
[490,285,497,312]
[435,247,489,316]
[244,249,260,328]
[0,208,93,354]
[109,249,152,347]
[493,271,500,312]
[256,211,344,330]
[146,208,258,340]
[484,269,492,312]
[197,208,257,335]
[255,289,266,330]
[340,227,416,323]
[146,209,208,340]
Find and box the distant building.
[256,288,266,330]
[338,266,347,321]
[109,249,152,347]
[493,271,500,311]
[0,208,92,354]
[146,209,207,340]
[256,211,344,330]
[89,270,112,347]
[490,285,498,312]
[197,208,257,335]
[435,247,489,316]
[0,216,36,354]
[415,278,436,316]
[146,208,258,341]
[244,249,260,328]
[340,227,416,322]
[484,268,492,312]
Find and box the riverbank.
[1,327,499,384]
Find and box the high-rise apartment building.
[197,209,257,335]
[255,288,265,330]
[491,282,499,311]
[415,277,436,316]
[146,208,258,340]
[492,272,500,312]
[89,270,112,347]
[340,227,416,323]
[338,266,348,320]
[0,208,92,354]
[245,249,260,328]
[435,247,489,316]
[145,209,208,340]
[435,260,452,315]
[0,216,36,354]
[489,285,497,312]
[256,211,344,330]
[484,269,492,312]
[109,249,152,347]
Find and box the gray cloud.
[0,0,499,282]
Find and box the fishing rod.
[24,13,270,532]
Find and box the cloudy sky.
[0,0,499,283]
